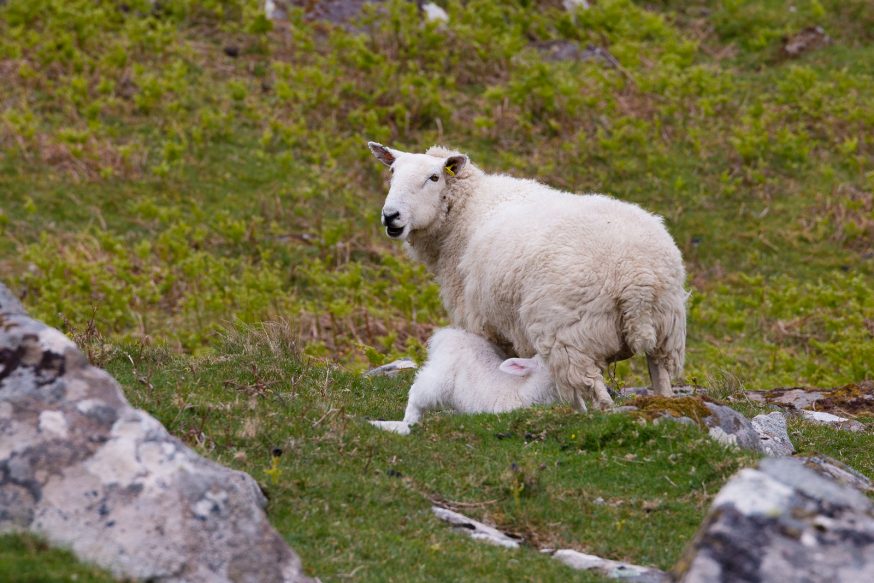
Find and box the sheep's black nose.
[382,210,401,226]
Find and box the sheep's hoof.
[369,420,412,435]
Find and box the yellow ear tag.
[444,166,455,176]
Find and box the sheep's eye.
[429,174,439,182]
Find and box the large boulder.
[0,285,314,582]
[675,457,874,582]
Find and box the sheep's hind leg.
[646,355,674,397]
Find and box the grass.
[1,0,872,580]
[100,333,759,581]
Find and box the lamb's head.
[367,142,467,240]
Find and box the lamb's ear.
[444,155,467,177]
[368,142,398,167]
[499,358,538,377]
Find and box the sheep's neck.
[406,178,491,325]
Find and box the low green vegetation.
[1,0,872,580]
[0,533,118,582]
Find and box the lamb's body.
[370,327,555,435]
[369,143,687,410]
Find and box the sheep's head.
[367,142,467,240]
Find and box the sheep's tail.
[619,280,687,379]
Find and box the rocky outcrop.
[629,395,766,453]
[0,284,314,582]
[746,382,873,430]
[675,457,874,582]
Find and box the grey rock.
[364,358,418,377]
[432,506,520,549]
[562,0,590,11]
[765,387,824,409]
[421,2,448,23]
[675,457,874,583]
[0,284,314,582]
[618,386,702,398]
[801,409,865,432]
[271,0,385,26]
[654,413,696,427]
[552,549,668,582]
[619,386,653,398]
[799,455,873,494]
[751,411,795,456]
[701,401,765,453]
[432,504,668,580]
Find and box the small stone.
[422,2,448,24]
[751,411,795,456]
[801,409,865,432]
[432,506,521,549]
[363,358,418,377]
[562,0,590,11]
[264,0,287,21]
[552,549,668,582]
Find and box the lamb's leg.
[646,355,674,397]
[369,420,412,435]
[369,375,437,436]
[368,390,425,436]
[402,399,424,425]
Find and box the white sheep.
[370,327,555,435]
[368,142,687,411]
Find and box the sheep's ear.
[368,141,398,167]
[444,155,467,177]
[499,358,538,377]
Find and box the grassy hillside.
[1,0,873,581]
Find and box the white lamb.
[370,327,555,435]
[368,142,687,411]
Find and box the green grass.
[0,533,118,582]
[101,334,759,581]
[1,0,873,580]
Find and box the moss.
[817,381,874,416]
[630,396,713,428]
